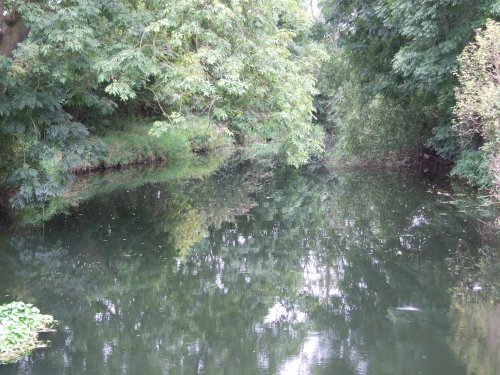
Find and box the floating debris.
[395,306,421,312]
[472,284,482,292]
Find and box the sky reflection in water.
[0,161,497,375]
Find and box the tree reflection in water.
[0,161,497,375]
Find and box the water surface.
[0,160,498,375]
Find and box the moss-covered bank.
[72,118,234,173]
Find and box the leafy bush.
[319,49,425,163]
[333,92,424,162]
[150,114,233,155]
[451,149,493,189]
[452,19,500,195]
[320,0,498,162]
[0,302,55,364]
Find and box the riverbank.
[1,123,498,229]
[72,119,234,174]
[0,119,236,216]
[325,148,454,174]
[9,150,236,227]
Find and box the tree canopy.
[320,0,499,167]
[1,0,499,209]
[0,0,324,208]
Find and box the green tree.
[320,0,498,161]
[452,19,500,193]
[0,0,324,208]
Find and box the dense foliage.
[0,0,324,208]
[319,0,499,172]
[452,20,499,192]
[0,301,54,364]
[1,0,500,210]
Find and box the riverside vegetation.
[318,1,499,189]
[0,0,499,367]
[0,0,324,211]
[0,0,498,213]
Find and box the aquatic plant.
[0,301,55,364]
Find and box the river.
[0,157,498,375]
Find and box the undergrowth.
[77,117,234,173]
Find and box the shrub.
[320,49,425,163]
[451,150,493,189]
[452,20,500,194]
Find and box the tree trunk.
[0,1,29,57]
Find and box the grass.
[0,302,55,364]
[75,118,234,173]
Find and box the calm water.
[0,159,498,375]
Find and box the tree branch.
[0,3,30,57]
